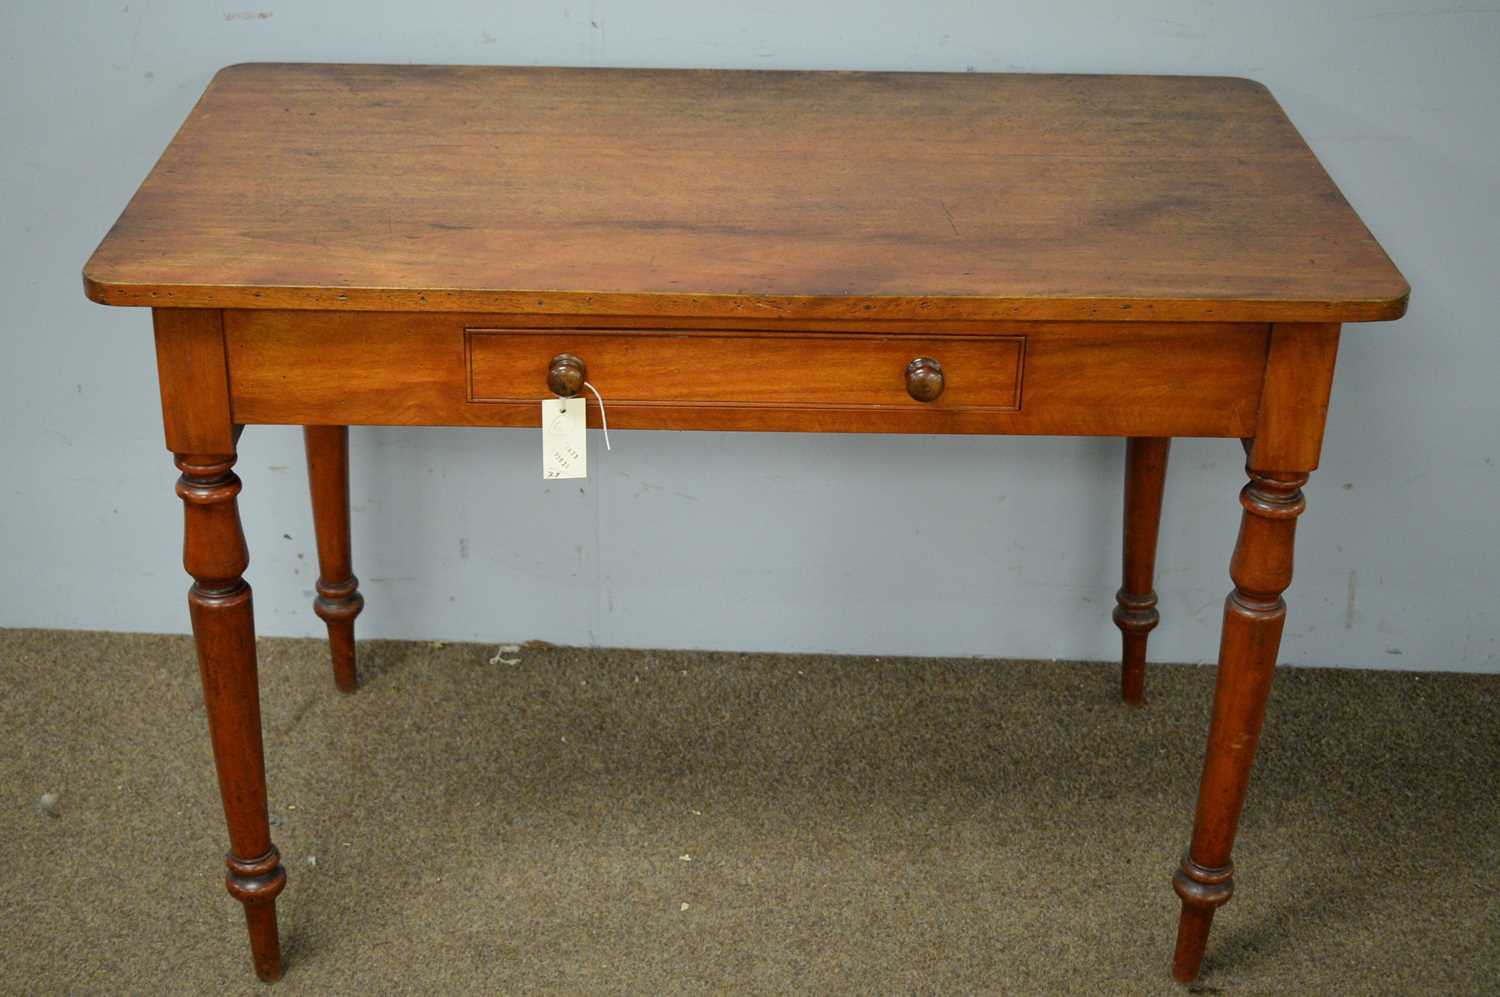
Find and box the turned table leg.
[304,425,363,693]
[1171,321,1340,982]
[178,451,286,982]
[1171,467,1305,981]
[1114,437,1170,705]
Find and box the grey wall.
[3,2,1496,670]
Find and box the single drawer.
[465,328,1025,412]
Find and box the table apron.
[223,310,1269,438]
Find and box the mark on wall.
[1354,8,1500,22]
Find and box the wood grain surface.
[85,64,1408,323]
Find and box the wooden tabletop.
[83,63,1407,323]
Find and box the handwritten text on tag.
[542,398,586,479]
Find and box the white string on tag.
[582,381,611,451]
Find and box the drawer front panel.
[225,311,1269,437]
[467,329,1024,412]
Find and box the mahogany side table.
[82,64,1408,984]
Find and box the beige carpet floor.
[1,627,1496,995]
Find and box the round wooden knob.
[547,353,587,397]
[905,357,944,402]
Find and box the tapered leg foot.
[1115,590,1157,705]
[305,426,363,693]
[228,848,289,982]
[1115,437,1170,705]
[314,579,362,694]
[1171,856,1233,981]
[1171,467,1306,982]
[178,452,286,982]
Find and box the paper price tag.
[542,398,586,479]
